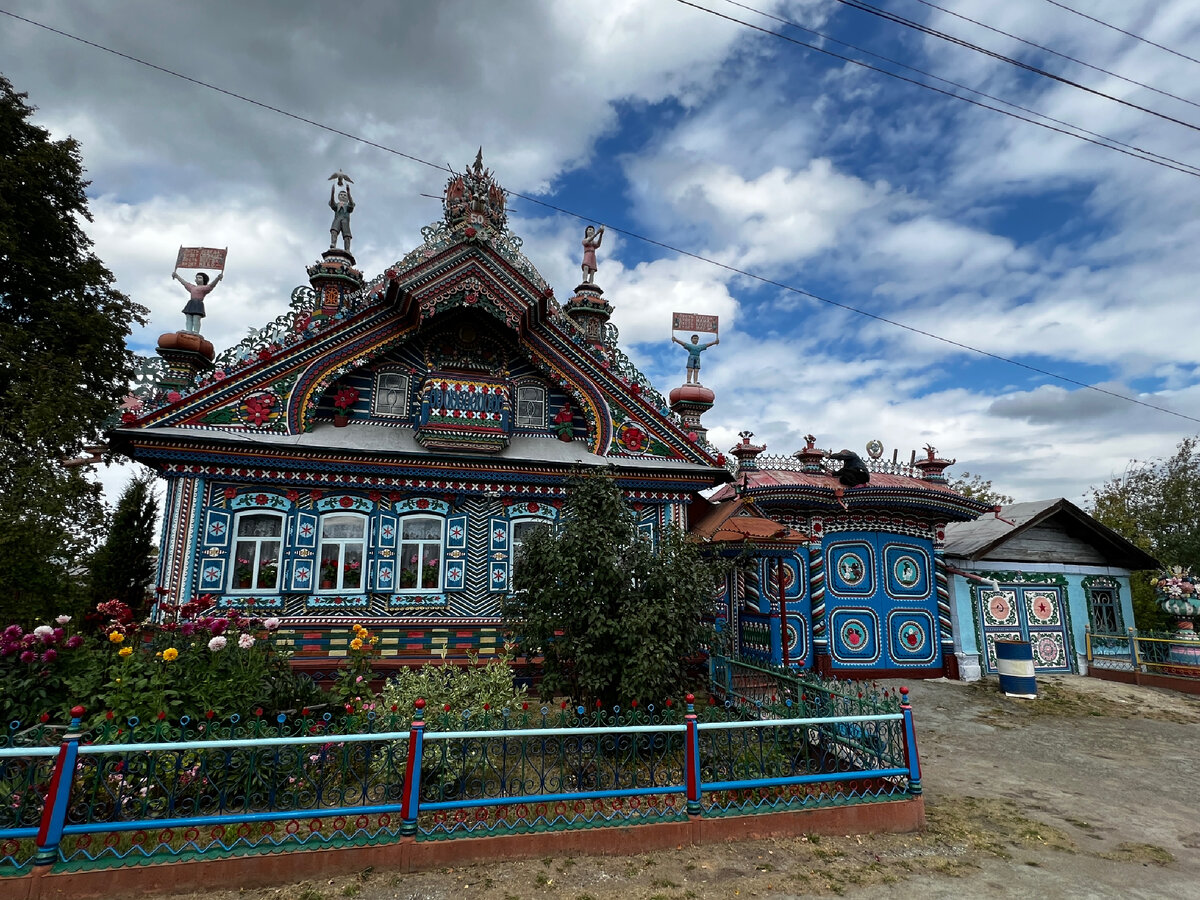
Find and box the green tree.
[504,469,720,707]
[948,472,1014,507]
[88,472,159,619]
[0,74,148,623]
[1088,437,1200,631]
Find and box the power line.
[1,7,1196,427]
[718,0,1200,177]
[910,0,1200,112]
[675,0,1200,178]
[826,0,1200,135]
[1040,0,1200,67]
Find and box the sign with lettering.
[176,246,228,270]
[416,374,512,453]
[672,311,719,337]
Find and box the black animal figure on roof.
[828,449,870,487]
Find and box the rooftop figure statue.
[580,224,604,284]
[172,270,222,334]
[672,333,719,385]
[329,179,355,252]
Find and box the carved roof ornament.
[443,148,508,240]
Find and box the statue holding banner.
[670,311,719,385]
[173,246,227,334]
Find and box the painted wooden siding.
[978,523,1106,565]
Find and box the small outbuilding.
[942,499,1158,680]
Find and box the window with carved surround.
[1085,580,1124,634]
[515,384,546,428]
[399,515,443,591]
[373,371,410,417]
[229,512,284,593]
[317,514,368,592]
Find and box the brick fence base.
[9,797,924,899]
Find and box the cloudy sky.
[4,0,1200,505]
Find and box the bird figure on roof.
[328,170,354,186]
[828,449,870,487]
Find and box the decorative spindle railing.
[747,454,920,479]
[0,691,920,874]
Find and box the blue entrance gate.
[824,532,942,671]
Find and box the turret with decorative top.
[730,430,766,473]
[914,444,956,483]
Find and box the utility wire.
[1040,0,1200,67]
[827,0,1200,135]
[675,0,1200,178]
[910,0,1200,112]
[718,0,1200,176]
[1,7,1195,427]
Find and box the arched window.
[229,512,284,593]
[515,384,546,428]
[399,515,444,591]
[317,514,368,592]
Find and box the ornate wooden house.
[699,436,991,679]
[942,498,1157,680]
[111,156,728,671]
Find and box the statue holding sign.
[172,246,227,334]
[670,312,720,385]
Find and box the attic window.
[516,385,546,428]
[373,372,410,417]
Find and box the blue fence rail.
[1,694,921,875]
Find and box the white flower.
[33,625,54,639]
[208,636,227,652]
[238,634,255,650]
[263,617,280,631]
[55,615,71,625]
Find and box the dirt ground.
[163,675,1200,900]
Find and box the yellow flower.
[163,648,179,662]
[118,646,133,658]
[109,631,125,644]
[350,638,363,651]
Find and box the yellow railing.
[1086,629,1200,679]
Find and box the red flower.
[464,227,477,239]
[339,496,354,508]
[368,491,381,502]
[223,487,238,500]
[286,490,300,502]
[333,386,359,411]
[527,502,540,513]
[416,498,430,509]
[310,490,323,501]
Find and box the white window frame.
[316,513,369,593]
[509,518,547,585]
[398,515,445,592]
[373,371,411,418]
[228,511,285,594]
[515,384,547,429]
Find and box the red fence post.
[399,698,426,836]
[35,705,85,866]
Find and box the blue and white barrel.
[995,640,1037,698]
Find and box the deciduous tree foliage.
[948,472,1014,507]
[1088,437,1200,630]
[0,74,147,622]
[88,472,159,620]
[504,469,720,707]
